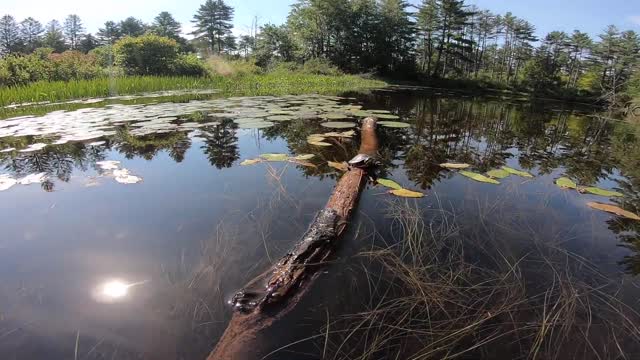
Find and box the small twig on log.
[207,118,378,360]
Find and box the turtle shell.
[348,154,373,167]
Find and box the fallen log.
[207,117,378,360]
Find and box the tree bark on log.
[207,118,378,360]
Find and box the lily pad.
[327,161,349,172]
[289,159,316,168]
[96,160,121,171]
[440,163,470,169]
[294,154,315,160]
[375,114,400,120]
[0,175,17,191]
[501,166,533,178]
[587,202,640,221]
[240,159,262,166]
[237,121,274,129]
[321,122,356,129]
[486,169,511,179]
[581,187,623,197]
[321,113,350,120]
[378,121,410,128]
[308,139,332,147]
[260,153,289,162]
[113,169,142,184]
[377,178,403,190]
[17,173,47,185]
[460,171,500,184]
[266,115,294,121]
[556,177,578,189]
[390,189,425,198]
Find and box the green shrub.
[301,58,341,76]
[267,61,302,73]
[48,51,102,81]
[90,45,116,67]
[114,34,179,76]
[0,53,51,87]
[171,54,210,77]
[206,56,262,76]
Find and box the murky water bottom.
[1,89,639,359]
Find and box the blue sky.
[4,0,639,39]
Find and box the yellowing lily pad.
[486,169,511,179]
[390,189,425,198]
[501,166,533,178]
[321,122,356,129]
[378,121,410,128]
[587,202,640,221]
[440,163,470,169]
[460,171,500,184]
[556,177,578,189]
[581,187,623,197]
[308,140,332,147]
[377,178,403,190]
[260,153,289,161]
[375,114,400,120]
[294,154,315,160]
[241,159,262,166]
[327,161,349,172]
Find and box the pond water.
[0,89,639,359]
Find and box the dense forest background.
[1,0,639,108]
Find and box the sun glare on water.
[102,280,129,298]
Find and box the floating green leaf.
[378,121,410,128]
[440,163,470,169]
[321,122,357,129]
[260,153,289,161]
[237,121,274,129]
[328,161,349,172]
[460,171,500,184]
[486,169,511,179]
[266,115,294,121]
[308,140,332,147]
[240,159,262,166]
[587,202,640,221]
[375,114,400,120]
[556,177,578,189]
[377,178,403,190]
[322,113,350,120]
[390,189,425,198]
[294,154,315,160]
[581,187,623,197]
[501,166,533,178]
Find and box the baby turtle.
[348,154,379,169]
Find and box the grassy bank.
[0,73,386,108]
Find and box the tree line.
[1,0,639,104]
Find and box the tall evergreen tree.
[119,17,146,37]
[79,33,98,53]
[0,15,22,55]
[20,17,44,52]
[191,0,235,54]
[42,20,67,52]
[151,12,181,39]
[97,21,121,45]
[63,14,85,49]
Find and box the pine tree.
[79,34,98,53]
[151,12,182,40]
[119,17,146,37]
[97,21,121,45]
[42,20,67,52]
[191,0,234,54]
[20,17,44,52]
[0,15,22,55]
[63,14,85,49]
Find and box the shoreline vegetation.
[1,0,639,114]
[0,72,387,108]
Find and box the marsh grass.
[308,199,640,360]
[0,74,385,108]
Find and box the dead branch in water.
[207,118,379,360]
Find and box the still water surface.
[0,89,639,359]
